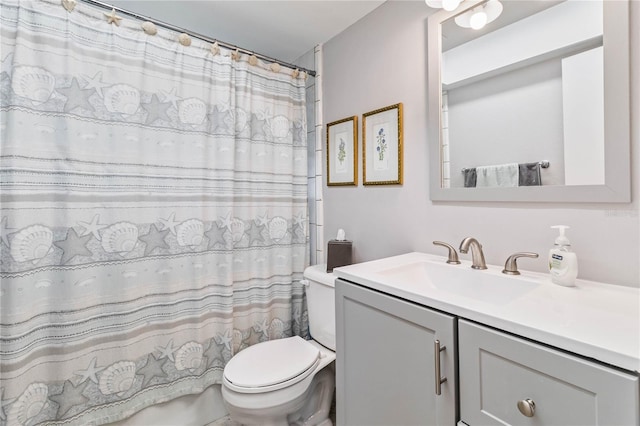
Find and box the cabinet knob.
[517,398,536,417]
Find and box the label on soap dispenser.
[550,253,563,267]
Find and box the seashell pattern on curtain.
[0,1,309,425]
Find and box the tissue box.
[326,240,352,272]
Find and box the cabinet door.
[459,320,639,426]
[336,279,457,426]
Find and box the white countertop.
[333,252,640,373]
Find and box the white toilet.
[221,264,336,426]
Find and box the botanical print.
[376,126,387,160]
[373,123,389,171]
[335,131,348,173]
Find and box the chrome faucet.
[459,237,487,270]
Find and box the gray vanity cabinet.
[335,279,457,426]
[458,320,640,426]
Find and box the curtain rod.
[79,0,317,77]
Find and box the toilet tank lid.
[224,336,319,389]
[303,264,335,287]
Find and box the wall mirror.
[427,0,630,202]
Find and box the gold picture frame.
[363,103,403,185]
[327,116,358,186]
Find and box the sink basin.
[377,261,540,304]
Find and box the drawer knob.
[517,399,536,417]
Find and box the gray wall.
[322,1,639,287]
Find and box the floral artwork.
[327,116,357,185]
[376,127,387,161]
[363,103,402,185]
[373,123,389,171]
[335,132,348,173]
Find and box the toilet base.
[223,365,335,426]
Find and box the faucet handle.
[502,252,539,275]
[433,241,461,265]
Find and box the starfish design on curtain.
[76,214,107,240]
[248,223,265,246]
[142,94,171,124]
[255,212,269,227]
[156,339,176,362]
[57,78,95,113]
[207,105,230,134]
[215,329,233,351]
[218,212,233,231]
[0,388,15,422]
[0,216,13,247]
[292,119,306,145]
[250,113,268,139]
[49,380,90,418]
[82,71,109,98]
[159,212,179,235]
[137,354,167,387]
[1,52,14,80]
[139,224,169,255]
[254,319,270,338]
[205,223,228,249]
[203,338,224,367]
[74,357,104,384]
[161,87,181,109]
[54,228,93,264]
[292,212,307,243]
[293,212,306,230]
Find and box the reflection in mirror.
[442,0,603,189]
[427,0,630,202]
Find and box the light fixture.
[469,9,487,29]
[454,0,503,30]
[425,0,463,12]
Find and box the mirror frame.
[427,0,630,202]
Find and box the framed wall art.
[363,103,403,185]
[327,115,358,186]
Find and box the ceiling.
[106,0,387,65]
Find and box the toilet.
[221,264,336,426]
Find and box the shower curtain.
[0,1,309,425]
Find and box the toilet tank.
[303,264,336,351]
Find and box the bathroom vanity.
[333,252,639,426]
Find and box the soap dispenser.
[548,225,578,287]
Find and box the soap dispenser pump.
[548,225,578,287]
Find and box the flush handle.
[517,398,536,417]
[434,339,447,395]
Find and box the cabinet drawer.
[459,320,639,426]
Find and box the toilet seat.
[223,336,320,394]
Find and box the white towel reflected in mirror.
[476,163,519,187]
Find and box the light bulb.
[469,10,488,29]
[442,0,461,11]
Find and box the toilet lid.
[224,336,320,389]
